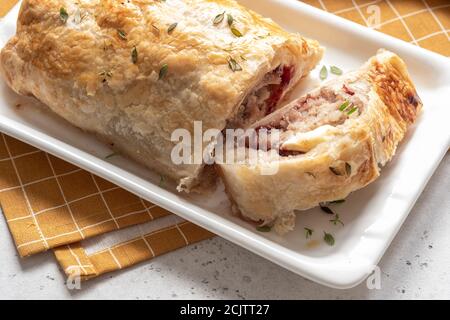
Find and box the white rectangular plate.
[1,0,449,289]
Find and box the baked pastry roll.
[217,50,422,233]
[0,0,323,191]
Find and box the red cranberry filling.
[265,66,295,115]
[229,65,296,128]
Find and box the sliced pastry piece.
[0,0,324,191]
[217,50,422,233]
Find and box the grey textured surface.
[0,153,448,299]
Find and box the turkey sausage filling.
[252,82,370,156]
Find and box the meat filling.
[254,81,370,156]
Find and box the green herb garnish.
[304,227,313,239]
[329,214,344,226]
[213,12,225,25]
[347,106,359,115]
[256,32,271,39]
[330,65,343,75]
[227,57,242,72]
[320,204,335,215]
[105,152,118,159]
[159,64,168,80]
[60,7,69,24]
[117,29,127,40]
[158,175,165,187]
[231,27,243,37]
[321,199,345,206]
[256,225,271,232]
[131,47,138,64]
[338,100,358,115]
[339,100,351,111]
[319,65,328,80]
[330,199,345,204]
[167,22,178,33]
[227,13,234,26]
[323,232,335,246]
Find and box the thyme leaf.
[330,65,343,75]
[227,13,234,26]
[319,65,328,80]
[338,100,351,111]
[159,64,169,80]
[167,22,178,33]
[227,57,242,72]
[323,232,335,246]
[158,175,165,187]
[330,199,345,204]
[213,12,225,25]
[256,225,271,232]
[304,227,313,239]
[231,27,243,37]
[60,7,69,23]
[319,204,335,215]
[347,106,359,115]
[131,47,138,64]
[105,152,119,159]
[117,29,127,40]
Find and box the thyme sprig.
[329,214,344,226]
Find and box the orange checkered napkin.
[0,0,17,18]
[0,133,215,279]
[0,134,170,257]
[304,0,450,56]
[54,218,214,280]
[0,0,449,281]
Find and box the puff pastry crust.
[217,50,422,233]
[0,0,323,191]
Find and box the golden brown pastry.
[217,50,422,233]
[0,0,324,191]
